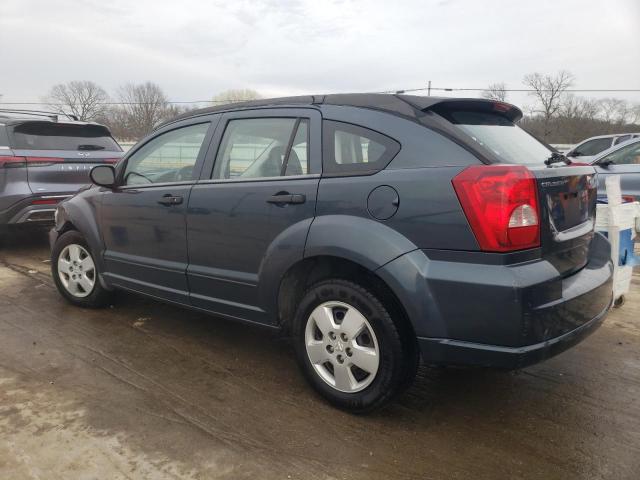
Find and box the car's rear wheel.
[293,279,416,412]
[51,230,112,308]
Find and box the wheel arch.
[53,195,105,272]
[277,255,418,358]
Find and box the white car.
[566,133,640,163]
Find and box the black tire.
[51,230,112,308]
[292,279,417,413]
[614,295,625,308]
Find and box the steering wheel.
[124,171,153,185]
[176,165,194,182]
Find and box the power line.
[382,86,640,94]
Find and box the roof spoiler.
[398,96,523,122]
[0,109,79,122]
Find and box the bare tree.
[212,88,262,105]
[629,103,640,126]
[116,82,172,139]
[523,70,574,139]
[43,80,109,121]
[598,98,629,124]
[481,83,508,102]
[559,94,600,120]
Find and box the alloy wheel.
[57,244,96,298]
[304,301,380,393]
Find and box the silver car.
[567,133,640,164]
[0,110,122,235]
[590,137,640,200]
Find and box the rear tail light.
[0,156,64,168]
[102,158,120,164]
[452,165,540,252]
[0,155,26,168]
[24,157,64,166]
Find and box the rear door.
[8,121,122,195]
[100,118,217,303]
[186,108,321,324]
[593,140,640,200]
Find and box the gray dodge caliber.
[50,95,614,412]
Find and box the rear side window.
[614,135,632,145]
[323,121,400,175]
[438,110,551,165]
[10,122,121,151]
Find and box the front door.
[186,109,321,324]
[594,141,640,200]
[101,119,216,303]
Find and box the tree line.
[35,74,639,144]
[482,71,640,144]
[41,82,261,141]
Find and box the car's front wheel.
[51,230,112,308]
[293,279,417,412]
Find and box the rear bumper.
[377,232,614,369]
[1,194,71,225]
[417,296,611,369]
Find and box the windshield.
[444,111,552,165]
[10,122,121,151]
[597,140,640,165]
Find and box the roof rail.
[0,109,78,122]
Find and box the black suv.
[0,110,122,235]
[49,95,613,411]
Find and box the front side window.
[599,141,640,165]
[212,118,309,179]
[123,123,209,186]
[322,121,400,174]
[573,138,613,157]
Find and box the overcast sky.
[1,0,639,110]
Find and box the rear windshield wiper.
[545,152,572,166]
[78,144,105,151]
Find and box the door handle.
[266,193,306,205]
[157,194,183,206]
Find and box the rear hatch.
[528,164,597,275]
[430,100,597,275]
[8,121,122,195]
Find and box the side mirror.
[598,159,613,168]
[90,165,116,188]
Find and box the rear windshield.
[442,111,551,165]
[10,122,121,151]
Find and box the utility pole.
[427,80,431,97]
